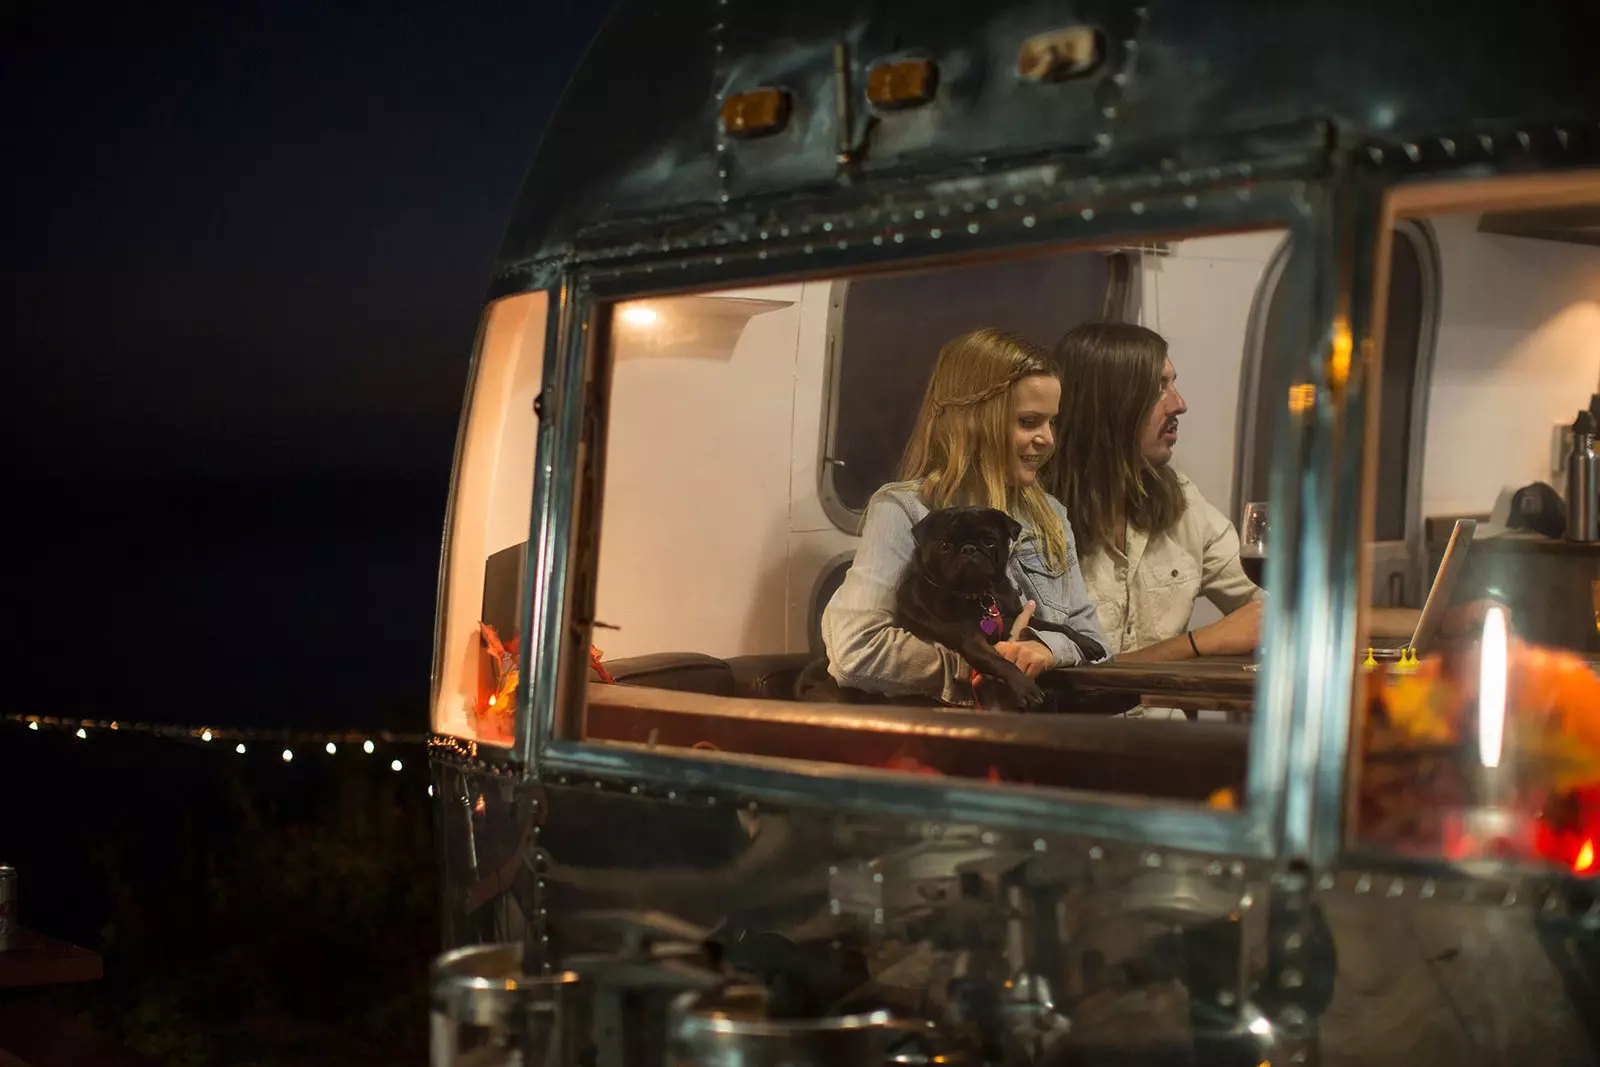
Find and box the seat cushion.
[591,652,736,697]
[724,652,816,700]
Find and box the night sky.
[8,2,614,729]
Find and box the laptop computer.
[1243,518,1477,670]
[1398,518,1477,658]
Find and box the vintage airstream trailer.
[426,1,1600,1064]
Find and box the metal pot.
[667,983,958,1067]
[430,942,582,1067]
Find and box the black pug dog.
[896,506,1105,710]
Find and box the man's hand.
[1194,599,1263,656]
[995,639,1054,678]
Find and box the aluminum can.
[0,864,16,952]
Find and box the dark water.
[16,474,448,731]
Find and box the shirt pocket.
[1011,537,1071,616]
[1140,553,1204,624]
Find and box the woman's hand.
[995,639,1054,678]
[1009,600,1037,641]
[1194,599,1263,656]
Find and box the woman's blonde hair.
[1049,321,1186,554]
[897,327,1069,570]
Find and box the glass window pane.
[827,253,1113,517]
[1352,194,1600,876]
[1246,246,1292,508]
[578,234,1286,809]
[1244,227,1436,607]
[1374,230,1426,544]
[431,291,547,746]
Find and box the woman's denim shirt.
[820,481,1111,706]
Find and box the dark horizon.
[5,7,593,1063]
[9,1,610,485]
[9,3,615,734]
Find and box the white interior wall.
[1421,215,1600,517]
[594,285,803,660]
[485,305,546,556]
[1137,230,1286,627]
[433,291,546,740]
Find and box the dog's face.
[909,507,1023,593]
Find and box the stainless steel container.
[1566,410,1599,542]
[430,942,582,1067]
[0,864,15,952]
[666,984,958,1067]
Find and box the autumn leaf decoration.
[1373,637,1600,789]
[1364,636,1600,872]
[477,622,519,737]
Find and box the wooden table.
[1045,656,1258,718]
[587,680,1250,799]
[0,928,103,990]
[0,931,133,1067]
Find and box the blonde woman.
[821,328,1109,705]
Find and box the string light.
[6,717,426,768]
[428,784,434,797]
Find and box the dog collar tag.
[980,598,1002,635]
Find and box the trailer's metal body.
[427,3,1600,1063]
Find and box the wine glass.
[1239,501,1268,587]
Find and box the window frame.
[1232,221,1442,606]
[1338,169,1600,874]
[527,201,1313,861]
[816,250,1137,534]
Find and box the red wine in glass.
[1241,552,1266,586]
[1240,502,1268,588]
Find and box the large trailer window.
[431,291,546,747]
[1237,223,1440,606]
[573,233,1290,812]
[821,252,1126,530]
[1351,180,1600,877]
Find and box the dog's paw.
[1008,675,1045,710]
